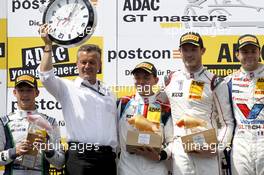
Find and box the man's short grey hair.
[77,44,101,59]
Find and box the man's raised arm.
[39,24,53,72]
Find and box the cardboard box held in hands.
[21,129,46,168]
[21,132,40,168]
[181,128,218,153]
[126,130,162,153]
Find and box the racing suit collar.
[183,66,206,79]
[135,92,157,104]
[240,64,264,78]
[16,109,38,118]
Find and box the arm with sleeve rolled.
[44,120,65,169]
[213,79,235,150]
[38,24,66,101]
[39,24,53,73]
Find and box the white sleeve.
[38,67,66,101]
[213,79,234,150]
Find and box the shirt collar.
[75,77,98,89]
[240,64,264,79]
[75,76,110,96]
[183,66,205,79]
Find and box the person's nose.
[84,62,91,69]
[186,51,193,58]
[249,52,257,59]
[21,92,29,97]
[136,79,145,85]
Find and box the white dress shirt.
[39,69,118,148]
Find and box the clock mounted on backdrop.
[42,0,97,48]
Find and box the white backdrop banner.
[105,0,264,85]
[0,0,7,18]
[0,70,6,117]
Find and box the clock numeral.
[83,15,88,18]
[68,34,71,39]
[52,11,56,16]
[81,23,86,27]
[80,6,85,10]
[66,0,69,4]
[57,3,62,8]
[77,32,84,37]
[85,27,92,34]
[49,20,53,24]
[58,33,64,39]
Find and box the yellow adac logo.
[147,104,161,124]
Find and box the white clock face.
[43,0,96,47]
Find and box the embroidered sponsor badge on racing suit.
[255,78,264,95]
[189,80,204,100]
[147,103,161,124]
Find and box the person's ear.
[13,89,17,96]
[155,77,159,84]
[235,51,241,61]
[35,89,40,97]
[201,47,206,55]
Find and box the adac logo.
[148,107,161,112]
[237,103,264,120]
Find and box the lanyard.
[81,81,105,96]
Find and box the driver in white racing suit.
[164,32,234,175]
[0,74,65,175]
[225,34,264,175]
[117,62,174,175]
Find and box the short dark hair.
[77,44,101,59]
